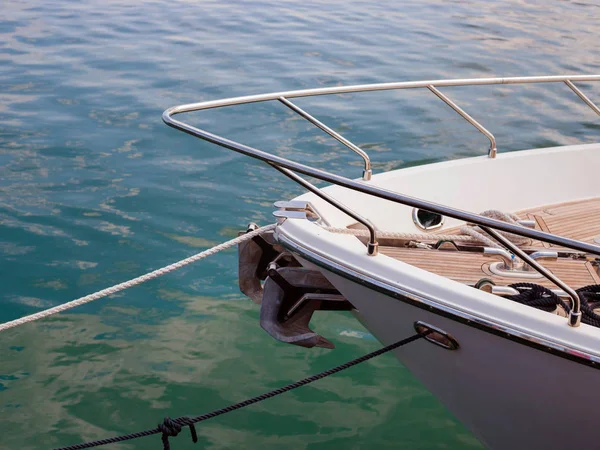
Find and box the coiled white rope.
[459,210,530,248]
[0,224,276,333]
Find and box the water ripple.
[2,0,600,448]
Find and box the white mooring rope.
[459,210,530,248]
[321,227,476,242]
[2,209,525,333]
[323,209,529,248]
[0,224,276,333]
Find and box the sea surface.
[1,1,599,448]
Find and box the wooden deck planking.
[380,246,597,288]
[428,197,600,249]
[378,196,600,289]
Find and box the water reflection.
[2,297,478,449]
[2,0,600,448]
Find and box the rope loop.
[460,210,530,248]
[158,417,182,450]
[508,282,567,312]
[506,283,600,328]
[158,417,198,449]
[576,285,600,327]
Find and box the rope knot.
[159,417,182,450]
[159,417,182,437]
[158,417,198,450]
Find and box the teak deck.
[378,197,600,289]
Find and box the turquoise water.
[2,1,600,448]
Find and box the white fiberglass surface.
[296,143,600,232]
[279,143,600,353]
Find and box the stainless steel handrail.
[165,75,600,165]
[278,97,372,180]
[163,74,600,327]
[165,75,600,113]
[565,80,600,116]
[270,164,379,256]
[427,85,497,157]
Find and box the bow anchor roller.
[238,223,351,348]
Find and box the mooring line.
[0,224,276,333]
[54,332,426,450]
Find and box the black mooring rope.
[576,284,600,328]
[507,283,600,327]
[54,332,426,450]
[507,283,569,312]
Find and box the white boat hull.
[320,268,600,450]
[266,144,600,449]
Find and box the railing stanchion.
[278,96,372,180]
[564,80,600,116]
[427,85,497,158]
[270,164,379,256]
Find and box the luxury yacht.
[163,75,600,449]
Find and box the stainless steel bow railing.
[163,75,600,327]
